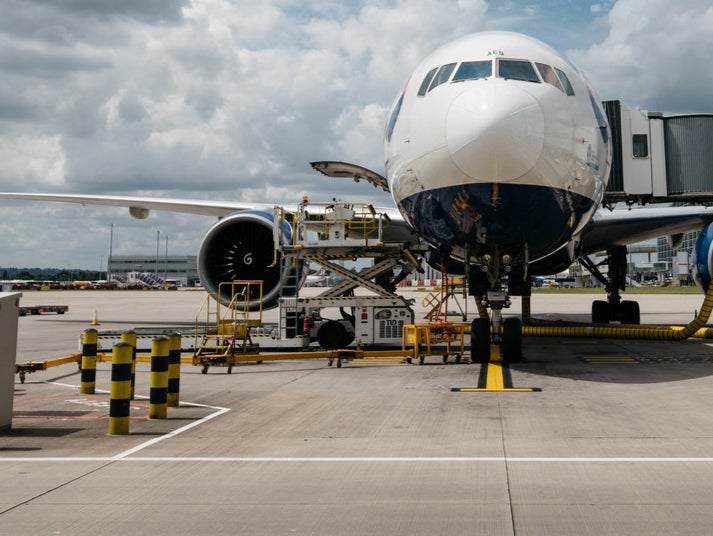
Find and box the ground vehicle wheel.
[201,365,208,374]
[317,320,354,349]
[502,317,523,363]
[471,318,491,363]
[592,300,609,324]
[620,300,640,325]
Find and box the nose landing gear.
[469,253,525,364]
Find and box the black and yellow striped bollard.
[80,328,98,394]
[149,336,169,419]
[167,332,181,407]
[109,342,133,435]
[121,330,137,400]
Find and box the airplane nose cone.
[446,83,544,181]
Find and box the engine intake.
[197,210,297,310]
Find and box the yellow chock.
[91,309,100,326]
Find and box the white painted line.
[110,404,230,460]
[7,380,229,461]
[4,456,713,463]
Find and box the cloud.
[0,0,490,267]
[10,0,710,270]
[568,0,713,113]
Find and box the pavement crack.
[0,460,118,517]
[497,394,518,536]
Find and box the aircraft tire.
[502,317,523,363]
[471,318,491,363]
[620,300,640,325]
[592,300,609,324]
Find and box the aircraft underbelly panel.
[398,182,595,261]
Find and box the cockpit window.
[498,59,540,83]
[535,63,564,92]
[428,63,457,92]
[554,67,575,96]
[417,67,439,96]
[452,60,492,82]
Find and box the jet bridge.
[603,100,713,205]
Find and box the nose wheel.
[470,308,522,364]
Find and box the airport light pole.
[156,229,160,275]
[108,223,114,283]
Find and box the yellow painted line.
[350,359,404,365]
[452,345,540,392]
[455,388,536,393]
[583,355,637,364]
[486,357,505,391]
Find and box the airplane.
[2,31,713,363]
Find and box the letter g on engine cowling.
[197,210,301,310]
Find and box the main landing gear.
[579,246,641,325]
[469,255,526,364]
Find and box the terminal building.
[108,255,199,287]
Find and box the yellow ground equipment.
[422,277,468,322]
[193,281,263,373]
[402,322,466,365]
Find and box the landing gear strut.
[580,247,640,324]
[468,254,525,364]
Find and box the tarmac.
[4,288,713,535]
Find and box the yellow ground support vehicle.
[193,281,263,373]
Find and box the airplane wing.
[0,191,418,242]
[0,192,267,218]
[581,205,713,253]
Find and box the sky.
[0,0,712,270]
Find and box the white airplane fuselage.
[384,31,611,268]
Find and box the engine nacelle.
[197,210,298,310]
[691,223,713,292]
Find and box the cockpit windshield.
[498,59,540,82]
[416,57,575,98]
[428,63,457,92]
[535,62,564,92]
[452,60,492,82]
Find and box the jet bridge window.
[452,60,492,82]
[632,134,649,157]
[554,67,575,96]
[535,63,564,92]
[498,59,540,83]
[417,67,439,96]
[428,63,457,92]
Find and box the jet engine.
[691,222,713,292]
[197,210,300,310]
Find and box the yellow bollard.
[121,330,137,400]
[80,328,98,394]
[109,342,133,435]
[149,336,169,419]
[167,332,181,407]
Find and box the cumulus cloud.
[569,0,713,113]
[2,0,710,269]
[0,0,489,266]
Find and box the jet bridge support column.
[0,292,21,431]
